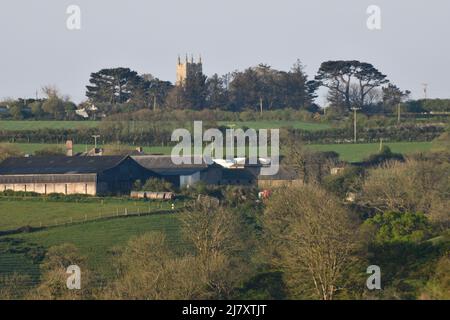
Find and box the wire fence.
[0,204,185,237]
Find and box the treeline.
[291,123,445,144]
[0,123,444,146]
[0,86,77,120]
[405,99,450,113]
[84,61,318,113]
[2,59,450,121]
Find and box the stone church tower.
[176,54,203,86]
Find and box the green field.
[308,142,433,162]
[0,198,175,231]
[0,120,98,131]
[218,120,331,131]
[7,143,174,155]
[0,120,329,131]
[7,141,434,162]
[0,213,184,285]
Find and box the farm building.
[219,168,256,186]
[133,155,301,188]
[0,155,158,196]
[256,166,302,188]
[132,155,223,188]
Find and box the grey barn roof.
[0,156,129,175]
[132,155,212,176]
[256,166,299,180]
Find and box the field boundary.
[0,206,184,237]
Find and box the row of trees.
[5,60,449,119]
[84,60,411,115]
[85,61,318,113]
[0,87,77,120]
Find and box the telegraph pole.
[92,135,100,149]
[351,107,361,143]
[422,83,428,100]
[259,97,263,116]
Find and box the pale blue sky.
[0,0,449,104]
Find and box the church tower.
[176,54,203,86]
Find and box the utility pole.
[397,103,401,124]
[351,107,361,143]
[259,97,263,116]
[422,83,428,100]
[92,135,100,149]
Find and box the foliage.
[363,145,404,166]
[100,232,204,299]
[364,211,432,244]
[420,255,450,300]
[315,60,388,110]
[134,178,174,192]
[323,166,365,198]
[360,159,450,215]
[180,198,252,299]
[262,184,361,300]
[0,143,22,161]
[34,145,66,156]
[29,243,93,299]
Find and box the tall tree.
[86,68,142,104]
[131,74,173,110]
[205,74,228,108]
[284,60,313,109]
[315,60,388,110]
[382,83,410,113]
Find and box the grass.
[0,213,185,286]
[308,142,433,162]
[0,120,328,131]
[218,120,330,131]
[5,143,174,155]
[6,141,434,163]
[0,198,176,231]
[0,120,98,131]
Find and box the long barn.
[0,155,158,196]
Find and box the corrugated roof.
[257,166,299,180]
[132,155,209,170]
[0,156,128,175]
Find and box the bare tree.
[262,184,360,300]
[101,232,204,300]
[28,244,93,300]
[360,159,450,215]
[180,199,250,299]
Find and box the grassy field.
[0,213,185,285]
[6,143,174,155]
[218,120,331,131]
[0,198,176,231]
[0,120,329,131]
[6,141,434,162]
[308,142,433,162]
[0,120,98,131]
